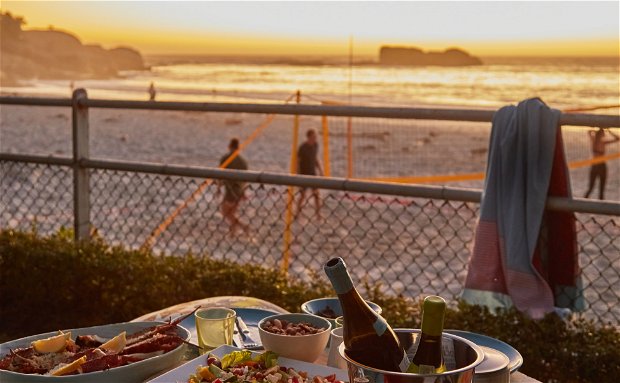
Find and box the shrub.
[0,229,331,338]
[1,229,618,382]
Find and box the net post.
[322,115,331,177]
[347,116,353,178]
[282,90,301,273]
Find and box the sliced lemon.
[31,331,71,353]
[99,331,126,353]
[50,355,87,376]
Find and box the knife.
[233,327,246,349]
[237,317,251,334]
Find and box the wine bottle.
[407,295,447,374]
[324,257,409,372]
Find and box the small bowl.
[301,297,382,329]
[258,313,331,362]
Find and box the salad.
[188,351,346,383]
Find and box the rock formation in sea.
[0,12,145,85]
[379,46,482,66]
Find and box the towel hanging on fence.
[462,97,584,319]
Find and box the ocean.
[2,56,619,113]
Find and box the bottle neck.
[420,297,445,337]
[324,258,354,295]
[325,259,386,336]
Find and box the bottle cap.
[421,295,446,337]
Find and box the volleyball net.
[299,93,619,188]
[140,91,618,248]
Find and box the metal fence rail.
[1,92,619,325]
[1,95,620,127]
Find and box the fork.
[235,317,261,349]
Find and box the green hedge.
[1,229,618,383]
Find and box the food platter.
[147,345,349,383]
[0,321,190,383]
[445,330,523,373]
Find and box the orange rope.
[368,152,620,185]
[562,105,620,113]
[568,152,620,169]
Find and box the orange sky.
[2,1,618,57]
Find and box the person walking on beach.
[217,138,250,235]
[584,127,619,200]
[295,129,323,219]
[148,82,156,101]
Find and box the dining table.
[132,296,541,383]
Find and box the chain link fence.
[1,160,619,324]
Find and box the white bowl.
[258,313,331,363]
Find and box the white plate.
[0,321,190,383]
[445,330,523,373]
[147,345,349,383]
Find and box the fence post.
[72,89,91,242]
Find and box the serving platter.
[0,321,190,383]
[147,345,348,383]
[445,329,523,373]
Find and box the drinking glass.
[327,326,347,369]
[195,307,236,353]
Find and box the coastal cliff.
[0,12,145,85]
[380,46,482,66]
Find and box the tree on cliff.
[1,11,145,83]
[1,11,25,35]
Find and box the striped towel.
[462,98,584,318]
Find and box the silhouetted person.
[295,129,323,219]
[148,82,156,101]
[217,138,249,235]
[584,128,619,200]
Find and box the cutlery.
[237,316,251,334]
[233,329,246,349]
[235,317,261,349]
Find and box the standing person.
[584,127,619,200]
[295,129,323,218]
[148,82,156,101]
[217,138,250,235]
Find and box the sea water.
[2,56,618,113]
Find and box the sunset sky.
[2,1,619,57]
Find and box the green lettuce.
[221,350,253,369]
[253,351,279,368]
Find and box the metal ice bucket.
[339,329,484,383]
